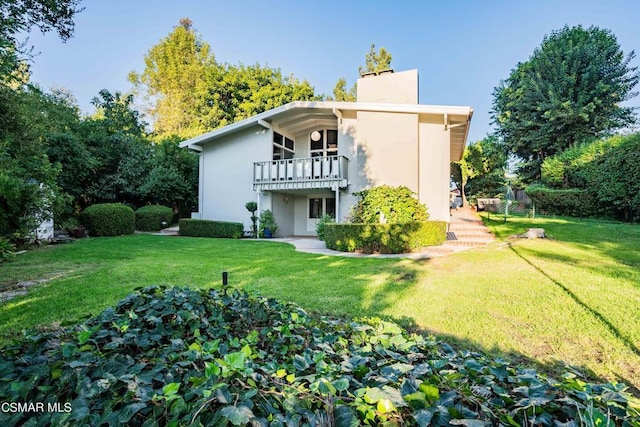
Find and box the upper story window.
[273,131,294,160]
[310,129,338,157]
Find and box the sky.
[25,0,640,143]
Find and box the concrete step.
[443,239,493,247]
[448,231,495,241]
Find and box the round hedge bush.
[82,203,135,236]
[135,205,173,231]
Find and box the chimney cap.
[359,68,394,78]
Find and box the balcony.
[253,155,349,191]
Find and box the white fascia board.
[178,100,473,148]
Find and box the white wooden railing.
[253,156,348,189]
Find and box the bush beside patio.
[324,221,446,254]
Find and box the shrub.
[315,214,335,241]
[525,185,599,217]
[0,237,15,264]
[1,286,637,426]
[245,201,258,238]
[179,219,243,238]
[324,221,446,254]
[135,205,174,231]
[258,209,278,238]
[350,185,429,223]
[81,203,135,237]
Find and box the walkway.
[158,207,494,259]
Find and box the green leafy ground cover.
[0,214,639,394]
[1,286,638,426]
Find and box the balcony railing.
[253,155,349,191]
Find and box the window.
[273,132,294,160]
[309,197,336,219]
[309,129,338,157]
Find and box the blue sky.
[26,0,640,143]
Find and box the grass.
[1,216,639,392]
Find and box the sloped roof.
[179,101,473,160]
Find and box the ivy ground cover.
[0,215,639,393]
[1,286,638,426]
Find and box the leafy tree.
[331,77,355,102]
[129,18,217,138]
[131,19,317,138]
[330,43,393,101]
[359,43,393,74]
[79,89,151,207]
[452,136,507,204]
[0,84,75,241]
[0,0,83,82]
[492,25,639,182]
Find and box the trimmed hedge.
[525,185,599,217]
[81,203,135,237]
[324,221,446,254]
[135,205,174,231]
[179,218,243,238]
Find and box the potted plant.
[245,201,258,238]
[259,209,278,238]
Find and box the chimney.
[356,69,418,104]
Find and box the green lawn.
[1,216,639,391]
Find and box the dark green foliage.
[540,133,640,221]
[350,185,429,224]
[135,205,174,231]
[258,209,278,238]
[0,0,83,81]
[179,219,243,238]
[0,237,15,263]
[245,201,258,238]
[0,85,74,242]
[525,185,598,217]
[81,203,135,237]
[315,214,335,241]
[324,222,446,254]
[587,134,640,221]
[0,286,637,426]
[452,136,508,205]
[493,25,639,182]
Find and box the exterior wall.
[272,192,295,236]
[356,69,419,104]
[419,122,451,222]
[200,125,270,230]
[352,111,419,192]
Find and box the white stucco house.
[179,69,473,237]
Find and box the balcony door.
[309,129,338,158]
[307,196,336,232]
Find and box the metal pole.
[222,271,228,287]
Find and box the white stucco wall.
[419,122,451,222]
[354,111,419,192]
[356,70,419,104]
[272,193,295,236]
[200,125,270,230]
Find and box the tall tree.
[331,77,356,102]
[131,19,318,138]
[359,43,393,74]
[492,25,639,182]
[0,0,83,82]
[129,18,216,138]
[330,43,393,101]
